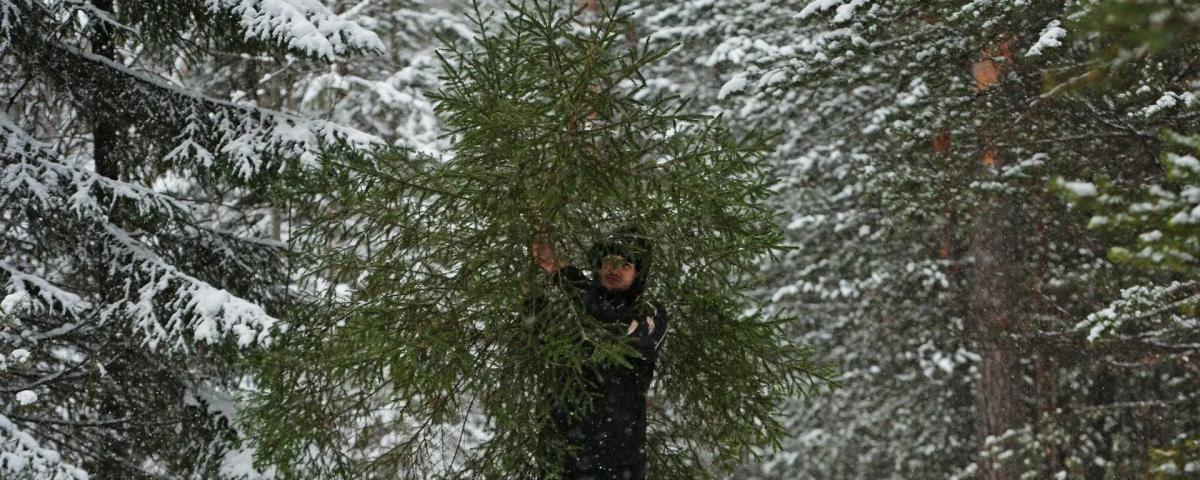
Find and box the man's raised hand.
[531,241,563,275]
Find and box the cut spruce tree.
[247,2,831,479]
[1,0,379,477]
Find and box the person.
[528,227,669,480]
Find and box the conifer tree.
[634,1,978,477]
[246,2,829,478]
[739,1,1199,478]
[209,0,487,151]
[1058,3,1200,476]
[1,1,379,477]
[638,0,1200,478]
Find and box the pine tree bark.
[1085,371,1115,480]
[91,0,119,181]
[1031,192,1062,473]
[969,196,1024,480]
[88,0,121,299]
[88,1,129,476]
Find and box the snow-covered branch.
[206,0,385,60]
[0,414,89,480]
[98,224,278,351]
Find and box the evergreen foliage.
[246,2,830,478]
[220,0,485,151]
[638,0,1200,478]
[1058,3,1200,476]
[6,0,1199,478]
[635,1,979,477]
[1,0,378,477]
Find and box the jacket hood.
[588,225,653,300]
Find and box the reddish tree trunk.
[969,197,1024,480]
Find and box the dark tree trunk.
[969,196,1025,480]
[1085,370,1115,480]
[88,2,130,476]
[1030,191,1063,474]
[91,0,119,181]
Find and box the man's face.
[599,254,636,291]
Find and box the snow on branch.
[9,0,379,60]
[17,37,383,178]
[1137,91,1199,118]
[2,231,280,353]
[99,224,277,351]
[2,114,188,217]
[0,263,90,316]
[3,117,278,352]
[1076,281,1200,342]
[0,0,23,38]
[0,414,89,480]
[1026,19,1066,57]
[61,45,385,173]
[205,0,384,60]
[798,0,869,22]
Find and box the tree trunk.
[91,0,118,181]
[969,196,1024,480]
[1085,370,1115,480]
[88,2,131,477]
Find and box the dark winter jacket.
[530,259,669,480]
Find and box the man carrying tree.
[530,227,669,480]
[248,3,827,477]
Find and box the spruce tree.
[1,1,379,477]
[1058,3,1200,476]
[246,2,829,478]
[213,0,487,151]
[746,1,1199,478]
[638,0,1200,478]
[634,1,978,477]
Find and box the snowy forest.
[3,0,1200,479]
